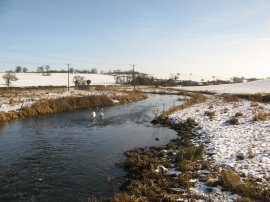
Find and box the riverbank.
[0,87,146,124]
[107,93,270,201]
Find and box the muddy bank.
[0,93,146,124]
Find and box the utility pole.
[132,64,136,91]
[66,64,71,91]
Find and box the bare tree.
[43,65,51,76]
[2,73,18,87]
[37,66,44,73]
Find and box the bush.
[253,113,269,121]
[227,117,240,125]
[235,112,243,117]
[221,169,262,199]
[204,111,215,120]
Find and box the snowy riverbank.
[169,96,270,186]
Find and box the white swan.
[99,112,104,117]
[91,111,96,118]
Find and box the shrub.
[176,144,204,162]
[185,118,198,127]
[223,108,229,113]
[236,153,245,160]
[235,197,253,202]
[220,169,262,199]
[223,95,239,102]
[235,112,243,117]
[227,117,240,125]
[253,113,269,121]
[204,111,215,120]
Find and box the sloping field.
[0,73,115,87]
[175,79,270,94]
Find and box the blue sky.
[0,0,270,79]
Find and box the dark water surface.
[0,94,180,201]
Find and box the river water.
[0,94,180,201]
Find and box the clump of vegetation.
[227,117,240,125]
[236,152,245,160]
[235,197,253,202]
[236,94,270,103]
[223,108,229,113]
[185,118,198,127]
[2,72,18,87]
[204,111,215,120]
[163,93,206,115]
[220,169,263,199]
[247,147,257,158]
[235,112,243,117]
[208,104,214,109]
[253,113,270,121]
[222,95,239,102]
[176,144,204,162]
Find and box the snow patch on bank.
[169,96,270,185]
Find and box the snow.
[0,73,115,87]
[169,96,270,186]
[174,79,270,94]
[191,181,240,201]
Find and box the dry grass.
[235,112,244,117]
[163,93,206,116]
[227,117,240,125]
[0,93,146,124]
[220,169,263,199]
[222,95,240,102]
[204,111,215,120]
[253,113,270,121]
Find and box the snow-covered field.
[174,79,270,94]
[169,96,270,187]
[0,73,116,87]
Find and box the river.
[0,94,181,201]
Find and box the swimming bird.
[91,111,96,118]
[99,111,104,117]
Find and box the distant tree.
[90,68,97,74]
[43,65,51,76]
[69,67,75,73]
[2,73,18,87]
[22,67,28,73]
[15,66,22,73]
[73,76,86,87]
[231,76,244,83]
[37,66,44,73]
[86,79,91,86]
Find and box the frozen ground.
[174,79,270,94]
[169,96,270,187]
[0,73,115,87]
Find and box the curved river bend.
[0,94,181,201]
